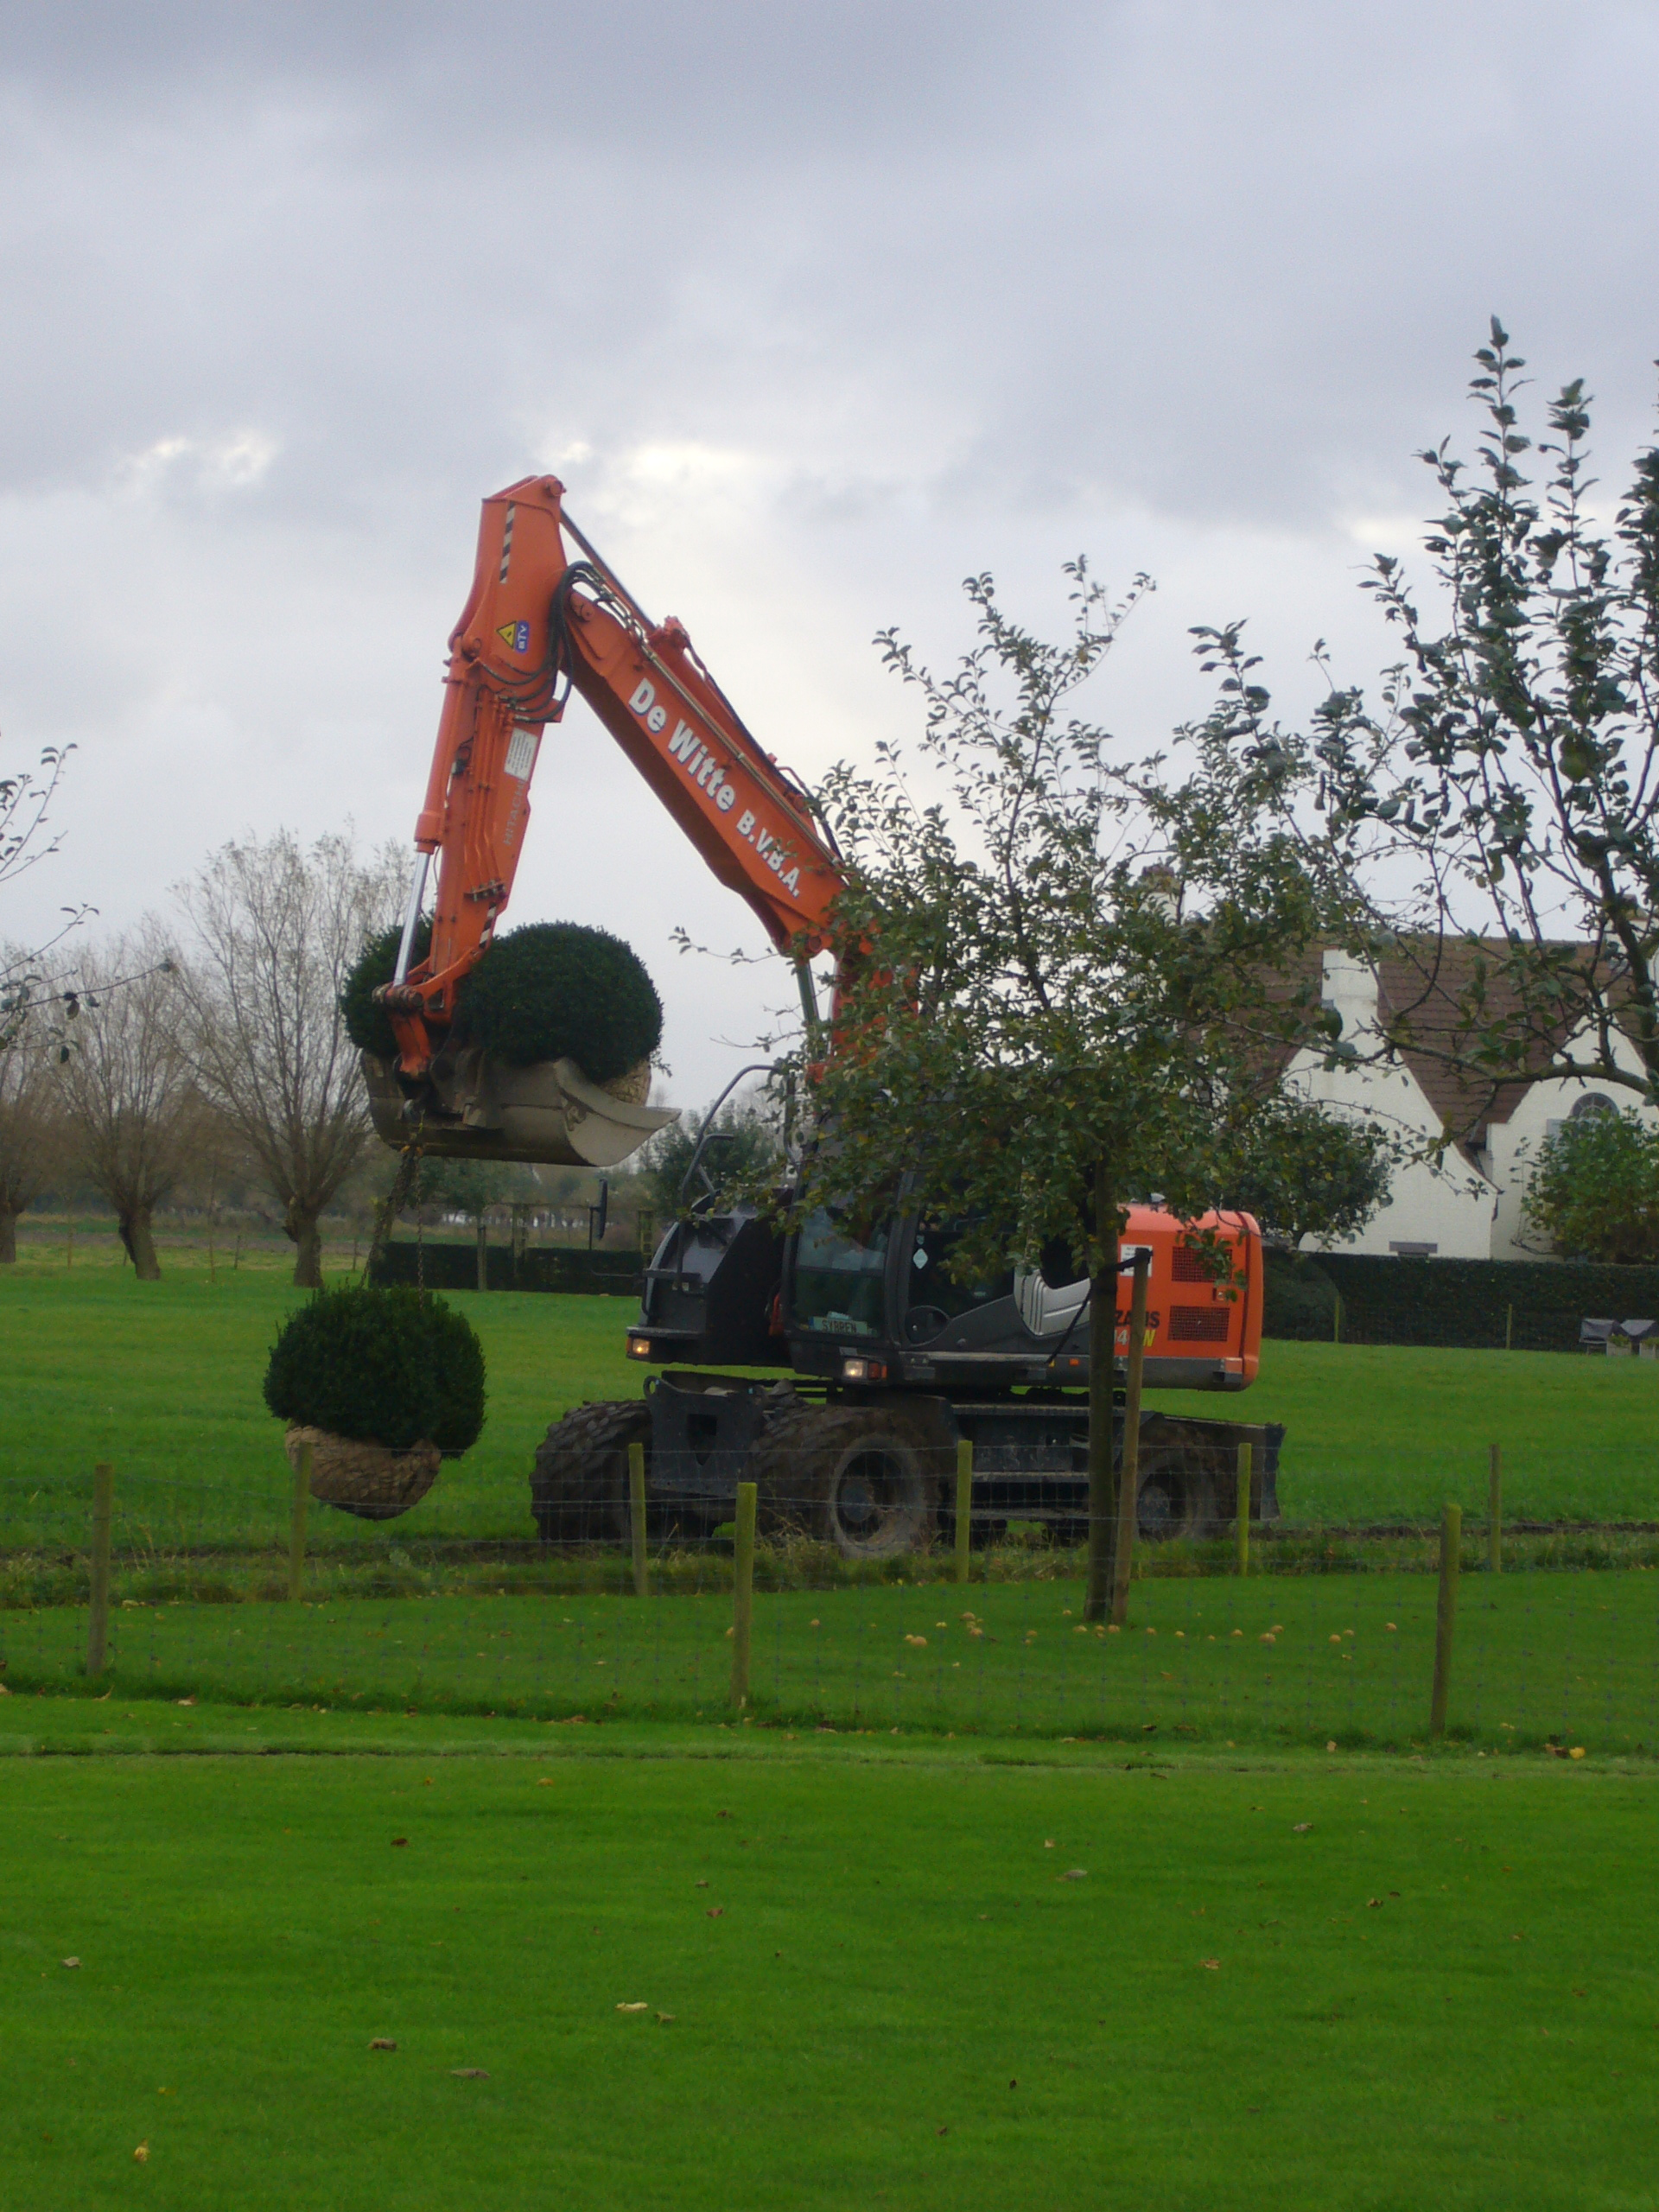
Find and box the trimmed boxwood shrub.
[453,921,662,1083]
[264,1285,486,1456]
[340,918,433,1058]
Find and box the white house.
[1282,948,1656,1262]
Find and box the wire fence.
[4,1453,1659,1757]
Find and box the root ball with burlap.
[264,1286,486,1520]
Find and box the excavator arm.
[381,475,845,1079]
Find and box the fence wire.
[3,1453,1658,1756]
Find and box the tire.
[1135,1445,1222,1542]
[531,1400,650,1544]
[751,1404,940,1560]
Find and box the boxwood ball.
[454,921,662,1084]
[264,1285,486,1457]
[340,917,433,1060]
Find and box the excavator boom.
[384,476,842,1078]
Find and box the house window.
[1389,1241,1438,1257]
[1570,1093,1616,1121]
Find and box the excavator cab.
[632,1201,1033,1379]
[631,1196,1263,1394]
[784,1208,1064,1387]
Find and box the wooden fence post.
[730,1480,757,1710]
[1332,1287,1342,1344]
[289,1440,311,1603]
[954,1440,973,1586]
[1109,1251,1151,1629]
[1236,1441,1251,1577]
[86,1461,113,1677]
[629,1440,649,1599]
[1504,1302,1514,1351]
[1430,1501,1461,1740]
[1488,1444,1502,1574]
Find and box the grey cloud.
[0,0,1090,153]
[3,0,1659,1095]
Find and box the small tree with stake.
[414,1155,517,1289]
[784,567,1362,1619]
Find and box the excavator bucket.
[359,1049,677,1169]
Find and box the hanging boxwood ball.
[264,1284,486,1457]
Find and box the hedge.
[368,1241,643,1298]
[340,918,433,1059]
[1263,1249,1659,1352]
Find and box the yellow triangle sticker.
[497,619,531,653]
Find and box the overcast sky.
[4,0,1658,1102]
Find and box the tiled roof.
[1336,937,1635,1138]
[1252,936,1633,1141]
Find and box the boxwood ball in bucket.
[340,918,662,1090]
[453,921,662,1084]
[340,917,433,1061]
[264,1286,486,1521]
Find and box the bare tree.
[57,931,199,1278]
[1,740,89,1044]
[0,949,67,1262]
[171,830,405,1287]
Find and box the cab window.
[792,1209,889,1338]
[906,1222,1014,1333]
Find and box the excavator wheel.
[1135,1444,1224,1543]
[531,1400,650,1545]
[751,1403,941,1560]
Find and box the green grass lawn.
[4,1267,1659,1553]
[0,1264,639,1548]
[7,1568,1656,1754]
[3,1707,1656,2210]
[1194,1338,1659,1524]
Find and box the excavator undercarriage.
[531,1372,1282,1559]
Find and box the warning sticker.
[504,728,538,780]
[497,620,531,655]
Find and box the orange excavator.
[370,476,1282,1554]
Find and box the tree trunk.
[286,1199,324,1289]
[1082,1160,1121,1624]
[476,1215,489,1293]
[365,1152,419,1283]
[122,1205,162,1281]
[0,1208,16,1264]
